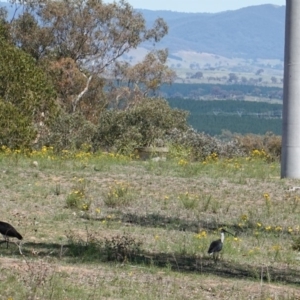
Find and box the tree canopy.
[0,0,182,150]
[0,24,57,148]
[8,0,173,117]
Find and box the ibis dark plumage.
[0,221,23,254]
[208,229,233,260]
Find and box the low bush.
[235,132,281,160]
[166,128,246,161]
[38,112,97,152]
[92,98,188,154]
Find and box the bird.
[0,221,23,254]
[208,228,234,261]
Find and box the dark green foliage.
[93,98,189,153]
[292,237,300,251]
[0,100,36,148]
[0,11,10,41]
[0,27,57,148]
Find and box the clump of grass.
[178,191,199,210]
[202,195,212,211]
[66,177,91,211]
[18,258,58,299]
[292,237,300,251]
[66,229,142,263]
[103,181,134,207]
[65,228,102,260]
[193,230,209,254]
[104,235,142,262]
[263,192,272,215]
[54,183,61,196]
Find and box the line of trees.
[0,0,185,151]
[168,98,282,136]
[159,83,283,101]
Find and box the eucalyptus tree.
[8,0,172,119]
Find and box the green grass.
[0,149,300,299]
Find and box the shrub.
[0,100,36,149]
[104,235,142,262]
[166,128,246,161]
[92,98,188,153]
[0,29,57,149]
[235,132,281,160]
[38,112,97,152]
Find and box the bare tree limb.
[72,74,92,112]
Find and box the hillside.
[0,2,285,60]
[139,4,285,60]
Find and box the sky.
[105,0,285,13]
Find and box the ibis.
[0,221,23,254]
[208,228,234,261]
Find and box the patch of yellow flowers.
[0,145,132,162]
[250,149,271,161]
[107,181,130,199]
[194,231,207,239]
[203,152,218,164]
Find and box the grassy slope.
[0,150,300,299]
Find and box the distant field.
[188,115,281,136]
[167,98,282,136]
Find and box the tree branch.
[72,74,92,112]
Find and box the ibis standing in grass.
[0,221,23,254]
[208,228,234,261]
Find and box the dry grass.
[0,151,300,299]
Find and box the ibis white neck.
[221,232,225,243]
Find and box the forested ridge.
[167,98,282,136]
[139,5,285,59]
[160,83,283,101]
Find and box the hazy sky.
[105,0,285,13]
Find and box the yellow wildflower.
[195,231,207,239]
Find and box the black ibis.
[208,228,234,261]
[0,221,23,254]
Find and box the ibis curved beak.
[222,229,235,236]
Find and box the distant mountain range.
[140,4,285,60]
[0,2,285,60]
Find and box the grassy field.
[1,147,300,299]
